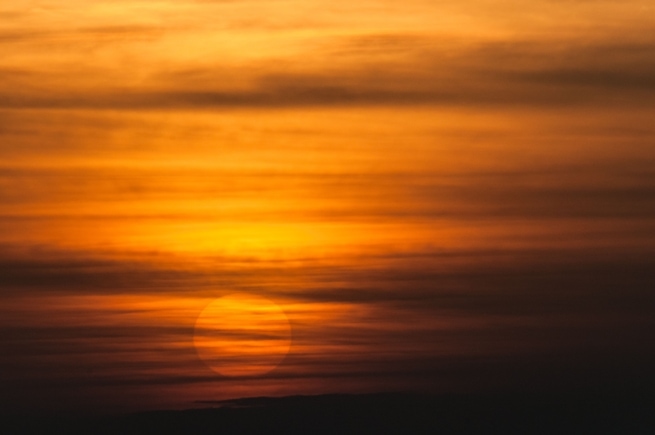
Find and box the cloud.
[0,25,166,45]
[0,241,653,406]
[0,248,210,295]
[1,160,654,224]
[1,242,653,316]
[2,36,654,109]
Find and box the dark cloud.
[1,243,654,411]
[0,253,198,294]
[2,242,653,314]
[1,37,654,109]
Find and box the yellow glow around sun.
[194,293,291,377]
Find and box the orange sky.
[1,0,655,414]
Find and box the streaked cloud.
[2,37,655,109]
[1,0,654,414]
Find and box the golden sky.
[1,0,655,414]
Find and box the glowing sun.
[194,293,291,377]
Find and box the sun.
[194,293,291,377]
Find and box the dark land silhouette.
[2,391,655,434]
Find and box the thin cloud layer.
[2,38,655,109]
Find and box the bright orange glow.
[194,294,291,377]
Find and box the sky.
[1,0,655,415]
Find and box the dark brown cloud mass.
[2,37,655,109]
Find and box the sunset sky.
[1,0,655,415]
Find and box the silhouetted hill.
[3,391,655,434]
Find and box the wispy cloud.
[1,36,655,109]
